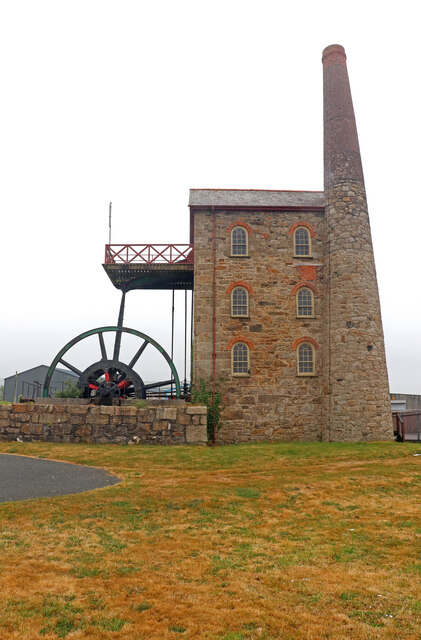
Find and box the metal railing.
[393,411,421,442]
[104,244,194,265]
[20,381,67,399]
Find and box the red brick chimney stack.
[322,44,392,441]
[323,44,364,187]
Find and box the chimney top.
[322,44,346,65]
[323,44,364,186]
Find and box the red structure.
[105,244,193,265]
[103,244,194,291]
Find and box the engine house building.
[190,45,392,443]
[104,45,393,443]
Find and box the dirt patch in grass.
[0,441,420,639]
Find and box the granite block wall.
[193,208,326,443]
[0,402,208,445]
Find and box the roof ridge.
[189,188,323,193]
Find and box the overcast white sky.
[1,0,420,393]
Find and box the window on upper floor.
[294,226,311,257]
[232,342,250,376]
[296,287,314,317]
[231,286,249,317]
[297,342,315,376]
[231,226,248,256]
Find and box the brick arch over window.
[291,281,318,296]
[226,220,253,235]
[291,336,320,351]
[226,336,255,351]
[288,221,316,238]
[226,281,254,295]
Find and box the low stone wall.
[0,402,208,446]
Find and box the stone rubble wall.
[323,182,393,441]
[193,208,326,443]
[0,403,208,446]
[193,204,393,443]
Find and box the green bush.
[191,378,224,442]
[54,379,83,398]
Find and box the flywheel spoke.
[128,340,148,368]
[98,332,107,360]
[59,358,82,376]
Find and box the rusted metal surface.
[105,244,193,265]
[394,411,421,442]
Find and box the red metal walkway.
[103,244,194,291]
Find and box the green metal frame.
[43,326,181,398]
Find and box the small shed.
[3,366,78,402]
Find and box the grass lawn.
[0,440,420,639]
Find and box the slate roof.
[3,365,78,382]
[189,189,324,208]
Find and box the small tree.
[191,378,224,442]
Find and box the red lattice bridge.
[103,244,194,291]
[104,244,194,265]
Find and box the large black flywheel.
[43,326,181,400]
[78,360,146,399]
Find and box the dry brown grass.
[0,440,420,639]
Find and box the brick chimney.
[323,44,364,187]
[322,45,393,441]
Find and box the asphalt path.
[0,453,121,503]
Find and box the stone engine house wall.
[192,199,393,443]
[193,207,326,442]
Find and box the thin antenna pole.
[184,289,187,394]
[108,202,112,245]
